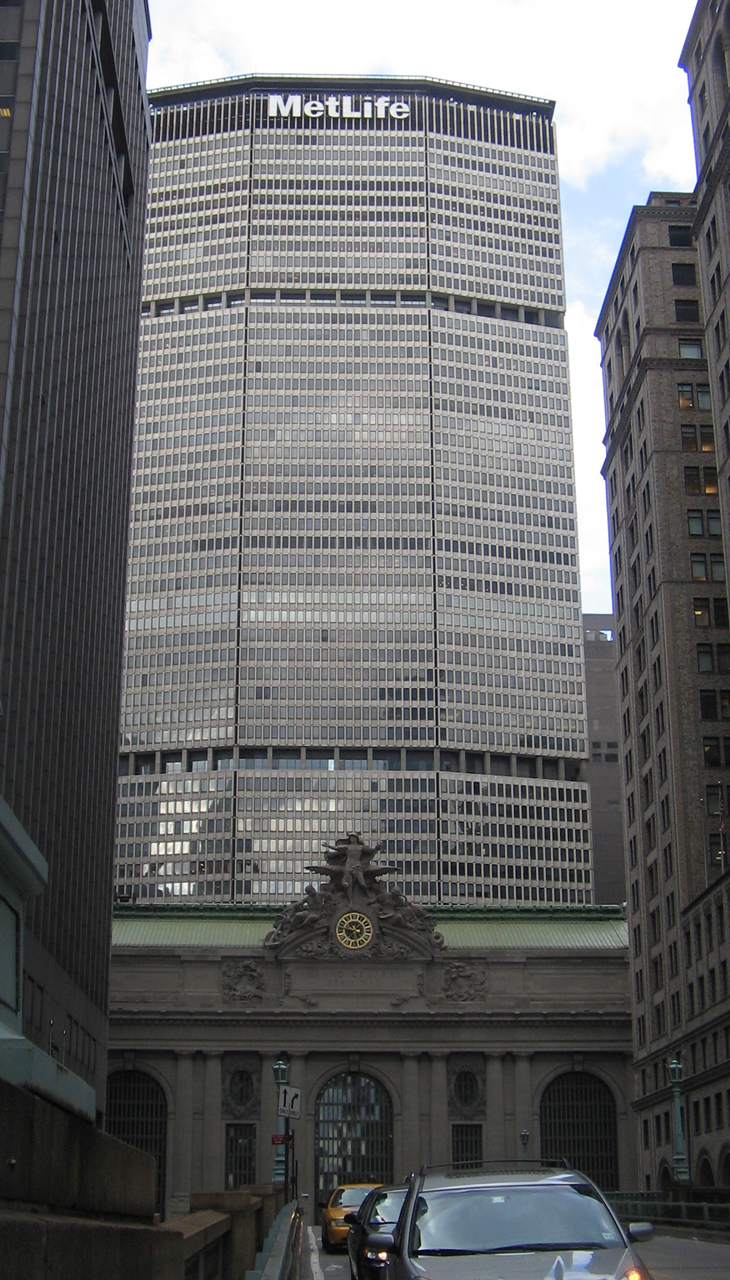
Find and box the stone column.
[202,1053,223,1191]
[401,1055,420,1178]
[260,1053,279,1184]
[171,1051,194,1215]
[302,1055,318,1222]
[486,1055,505,1161]
[430,1053,449,1168]
[514,1054,533,1160]
[616,1056,637,1191]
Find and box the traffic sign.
[277,1084,302,1119]
[271,1133,286,1145]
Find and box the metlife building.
[118,75,592,911]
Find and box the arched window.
[314,1072,394,1202]
[540,1072,619,1191]
[106,1070,168,1216]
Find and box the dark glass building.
[0,0,150,1107]
[117,75,593,912]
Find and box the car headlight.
[622,1270,644,1280]
[364,1250,390,1262]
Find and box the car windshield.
[410,1185,622,1255]
[332,1187,374,1208]
[368,1189,407,1226]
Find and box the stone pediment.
[264,833,445,960]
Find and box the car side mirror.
[628,1222,654,1242]
[344,1212,359,1226]
[366,1232,395,1253]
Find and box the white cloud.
[146,0,699,189]
[144,0,703,614]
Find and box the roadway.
[637,1232,730,1279]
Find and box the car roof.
[420,1170,593,1192]
[363,1182,409,1192]
[334,1182,381,1190]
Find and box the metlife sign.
[268,93,411,121]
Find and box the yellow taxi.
[321,1183,381,1251]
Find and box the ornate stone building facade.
[589,0,730,1192]
[107,838,635,1216]
[595,192,730,1189]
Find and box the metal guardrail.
[609,1195,730,1232]
[246,1202,300,1280]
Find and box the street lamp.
[272,1056,290,1191]
[668,1058,689,1185]
[520,1130,530,1160]
[273,1057,290,1088]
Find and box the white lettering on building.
[267,92,410,121]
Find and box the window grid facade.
[598,194,721,1181]
[314,1071,394,1201]
[539,1071,619,1192]
[637,0,730,1196]
[116,76,591,907]
[106,1070,168,1216]
[0,0,149,1100]
[451,1122,483,1170]
[224,1122,257,1190]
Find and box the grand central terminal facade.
[106,837,635,1218]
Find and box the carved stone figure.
[264,832,445,960]
[221,958,265,1002]
[443,961,489,1002]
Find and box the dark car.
[346,1185,409,1280]
[360,1166,655,1280]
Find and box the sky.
[145,0,701,612]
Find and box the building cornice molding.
[595,200,696,338]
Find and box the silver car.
[364,1167,654,1280]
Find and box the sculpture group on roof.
[264,832,444,954]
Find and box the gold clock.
[335,911,374,951]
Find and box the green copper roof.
[111,905,627,952]
[112,914,275,948]
[434,913,628,951]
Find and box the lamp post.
[668,1058,689,1185]
[520,1130,529,1161]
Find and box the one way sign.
[277,1085,302,1119]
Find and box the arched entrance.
[106,1070,168,1216]
[314,1072,394,1202]
[698,1155,715,1188]
[540,1072,619,1191]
